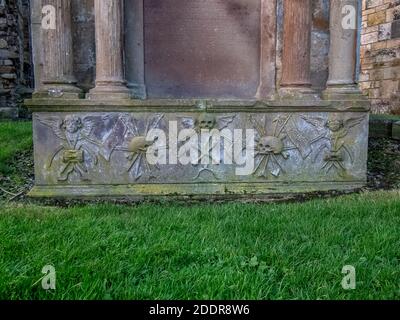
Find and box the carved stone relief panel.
[33,111,368,186]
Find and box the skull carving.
[128,136,154,154]
[197,114,216,130]
[256,136,284,155]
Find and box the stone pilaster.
[125,0,146,99]
[88,0,130,100]
[35,0,82,99]
[280,0,314,97]
[256,0,277,99]
[324,0,361,99]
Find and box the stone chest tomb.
[27,0,369,199]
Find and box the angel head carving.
[302,114,366,174]
[36,115,99,149]
[36,115,103,182]
[303,114,365,139]
[62,116,84,134]
[325,119,344,133]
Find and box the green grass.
[0,191,399,300]
[370,114,400,121]
[0,121,399,300]
[0,121,32,175]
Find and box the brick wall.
[0,0,32,119]
[360,0,400,114]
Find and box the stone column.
[256,0,277,99]
[88,0,130,99]
[280,0,314,96]
[125,0,146,99]
[36,0,82,98]
[325,0,361,98]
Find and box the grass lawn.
[0,121,32,176]
[0,121,399,300]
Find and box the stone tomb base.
[27,99,369,199]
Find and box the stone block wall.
[0,0,32,119]
[1,0,399,118]
[360,0,400,114]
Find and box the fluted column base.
[87,82,131,100]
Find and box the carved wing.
[119,114,139,136]
[80,116,99,138]
[344,116,365,130]
[146,114,164,132]
[36,115,66,141]
[99,115,129,161]
[299,115,331,146]
[301,116,326,129]
[249,115,266,136]
[217,115,236,130]
[284,119,313,159]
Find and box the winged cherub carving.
[302,114,365,174]
[37,115,102,181]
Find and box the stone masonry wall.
[0,0,32,119]
[360,0,400,114]
[4,1,399,117]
